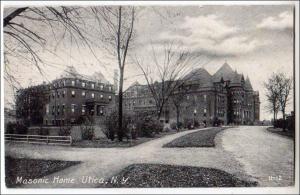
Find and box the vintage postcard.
[1,1,299,194]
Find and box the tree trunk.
[282,109,286,131]
[118,69,124,141]
[273,110,276,128]
[176,106,180,128]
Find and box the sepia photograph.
[1,1,299,194]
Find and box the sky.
[3,4,295,120]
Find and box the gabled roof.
[212,62,236,82]
[185,68,214,88]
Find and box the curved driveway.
[221,126,294,187]
[5,126,294,187]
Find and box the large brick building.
[16,66,116,126]
[123,63,260,125]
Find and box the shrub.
[170,122,177,130]
[5,122,15,134]
[104,111,132,141]
[177,122,183,129]
[136,117,163,138]
[39,128,49,136]
[58,126,72,136]
[79,117,95,140]
[5,122,28,134]
[183,118,194,129]
[274,116,294,132]
[81,125,94,140]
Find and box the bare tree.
[264,73,292,129]
[276,73,293,130]
[134,42,204,121]
[4,7,96,89]
[170,85,189,129]
[264,73,280,124]
[91,6,135,141]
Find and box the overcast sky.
[3,4,295,120]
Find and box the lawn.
[267,127,294,139]
[5,156,80,187]
[72,130,178,148]
[102,164,257,187]
[163,127,226,148]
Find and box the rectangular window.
[57,105,60,115]
[100,85,104,90]
[62,104,65,115]
[91,83,95,89]
[57,91,60,98]
[108,86,112,91]
[82,82,86,87]
[63,80,66,86]
[96,105,103,116]
[82,91,86,97]
[203,94,207,101]
[46,104,49,114]
[71,90,75,97]
[71,104,76,113]
[62,90,66,98]
[72,80,75,86]
[100,106,104,115]
[100,94,103,99]
[82,105,86,114]
[203,108,207,117]
[109,95,112,101]
[91,93,95,98]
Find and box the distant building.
[16,66,115,126]
[123,63,260,125]
[123,81,156,115]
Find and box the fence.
[5,134,72,146]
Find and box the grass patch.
[163,127,226,148]
[73,131,178,148]
[267,127,294,139]
[5,156,80,187]
[102,164,257,187]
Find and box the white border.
[1,1,299,194]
